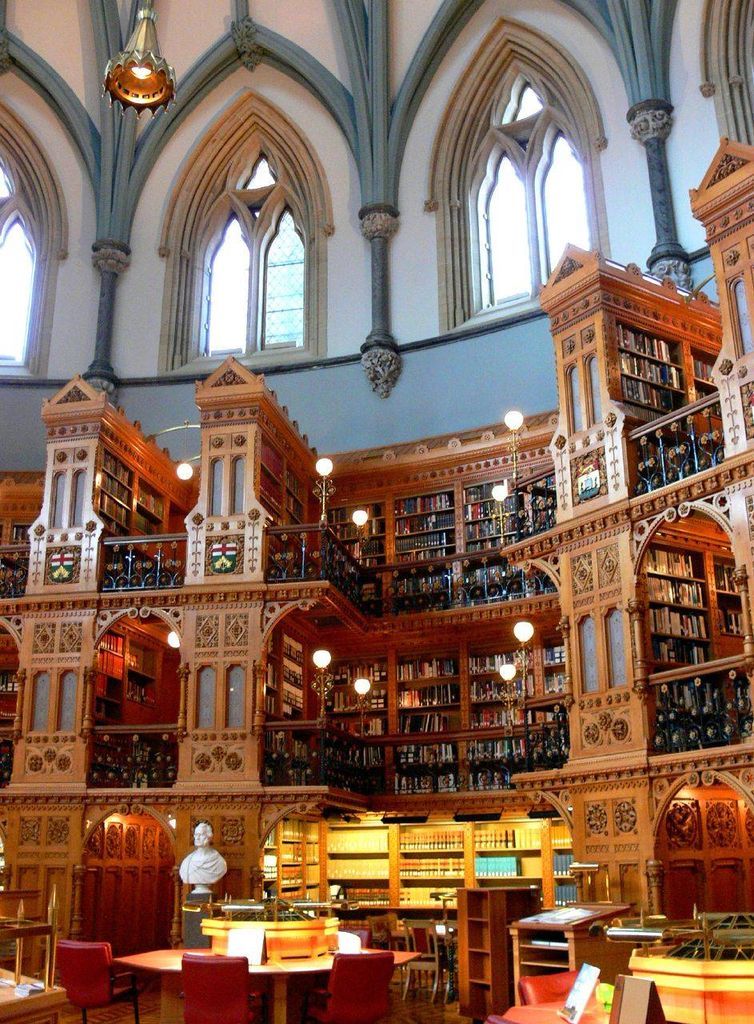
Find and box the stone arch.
[158,90,333,371]
[632,494,733,569]
[701,0,754,144]
[0,101,66,375]
[428,17,608,331]
[94,606,183,645]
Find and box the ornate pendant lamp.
[103,0,176,115]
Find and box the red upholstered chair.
[303,952,395,1024]
[182,953,265,1024]
[57,939,140,1024]
[518,969,580,1006]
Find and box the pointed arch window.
[263,210,305,346]
[542,134,590,271]
[482,157,531,304]
[206,219,250,355]
[0,218,35,363]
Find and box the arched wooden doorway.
[82,811,174,955]
[655,782,754,917]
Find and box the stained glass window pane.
[226,665,245,728]
[70,470,86,527]
[209,459,223,517]
[734,279,753,354]
[569,367,583,432]
[245,158,276,189]
[580,616,598,693]
[197,667,216,729]
[544,136,590,272]
[207,218,250,355]
[588,355,602,423]
[0,221,34,361]
[607,610,626,687]
[264,210,304,347]
[32,672,50,732]
[58,671,77,731]
[51,472,66,529]
[487,157,531,303]
[230,457,245,514]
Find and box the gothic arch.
[94,606,183,645]
[428,18,608,331]
[632,495,733,569]
[82,804,177,852]
[0,616,22,651]
[701,0,754,144]
[652,768,754,839]
[262,599,317,646]
[158,90,333,371]
[0,101,67,375]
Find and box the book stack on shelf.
[399,824,464,905]
[394,490,455,563]
[133,481,164,535]
[474,854,520,878]
[394,742,459,793]
[329,659,388,735]
[463,480,506,552]
[99,451,133,534]
[282,635,304,717]
[327,819,389,905]
[647,547,710,667]
[398,656,460,735]
[617,324,686,415]
[328,503,386,566]
[543,643,566,694]
[714,558,743,636]
[96,631,125,720]
[259,439,284,517]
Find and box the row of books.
[544,645,566,665]
[399,684,460,708]
[471,708,523,729]
[553,851,574,875]
[282,666,303,687]
[693,355,715,382]
[464,482,503,504]
[555,883,579,906]
[650,607,708,638]
[395,493,453,516]
[651,637,708,664]
[647,549,697,576]
[102,470,132,506]
[401,712,454,733]
[621,376,677,411]
[474,856,519,877]
[648,577,705,607]
[470,681,513,703]
[398,546,454,563]
[282,683,303,709]
[330,689,387,711]
[397,658,458,681]
[282,640,303,663]
[468,739,524,760]
[465,520,505,542]
[617,326,676,363]
[395,742,457,765]
[396,511,455,534]
[400,831,463,850]
[395,531,453,553]
[620,352,683,389]
[400,861,463,877]
[464,498,497,521]
[714,561,737,592]
[469,654,515,674]
[468,771,511,791]
[394,772,458,793]
[103,450,132,485]
[720,609,744,635]
[331,662,388,685]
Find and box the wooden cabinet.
[509,904,632,997]
[458,886,539,1020]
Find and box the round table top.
[114,947,416,977]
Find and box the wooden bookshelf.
[394,740,460,795]
[458,886,540,1019]
[617,323,686,415]
[329,658,388,736]
[397,655,460,736]
[265,818,319,900]
[328,503,386,566]
[394,489,456,563]
[647,545,711,668]
[97,446,191,537]
[258,436,313,526]
[281,634,304,718]
[326,817,390,906]
[713,557,743,639]
[463,479,507,552]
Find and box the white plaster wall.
[115,63,368,376]
[7,0,103,123]
[390,0,441,100]
[0,74,98,379]
[156,0,231,85]
[667,0,721,254]
[254,0,351,87]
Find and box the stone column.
[83,240,130,395]
[646,858,664,915]
[359,204,402,398]
[627,101,691,288]
[170,866,183,948]
[70,864,86,939]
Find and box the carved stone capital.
[361,345,402,398]
[0,29,11,74]
[359,204,400,241]
[91,240,131,275]
[648,255,692,290]
[231,16,264,71]
[627,100,673,144]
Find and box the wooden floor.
[60,984,469,1023]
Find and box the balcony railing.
[263,722,384,794]
[265,526,377,613]
[0,730,12,787]
[0,545,28,599]
[387,556,556,615]
[505,474,558,539]
[631,395,724,496]
[88,727,178,787]
[652,664,752,754]
[101,534,186,591]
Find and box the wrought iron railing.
[387,556,556,615]
[101,534,186,591]
[0,731,12,787]
[505,473,558,539]
[88,727,178,787]
[265,526,379,613]
[652,665,752,754]
[631,395,724,496]
[263,722,384,793]
[0,545,28,599]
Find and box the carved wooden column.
[70,864,86,939]
[646,858,664,915]
[12,669,25,741]
[170,867,183,948]
[734,567,754,669]
[558,615,574,709]
[177,663,190,739]
[80,665,95,740]
[628,596,649,702]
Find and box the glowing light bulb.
[504,410,524,432]
[176,461,194,480]
[167,631,180,649]
[354,677,371,696]
[352,508,369,528]
[312,649,332,670]
[491,483,508,503]
[513,620,535,644]
[130,64,152,79]
[499,663,517,681]
[315,457,334,478]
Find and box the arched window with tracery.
[0,105,66,374]
[159,95,332,370]
[429,21,607,330]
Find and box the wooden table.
[490,998,608,1024]
[115,947,416,1024]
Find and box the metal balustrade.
[101,534,186,591]
[0,732,12,787]
[0,546,29,599]
[88,727,178,787]
[263,723,384,793]
[652,665,752,754]
[631,395,724,496]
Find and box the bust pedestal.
[182,890,212,949]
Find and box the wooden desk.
[491,997,608,1024]
[115,947,416,1024]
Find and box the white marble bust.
[179,822,227,893]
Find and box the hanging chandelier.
[103,0,176,115]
